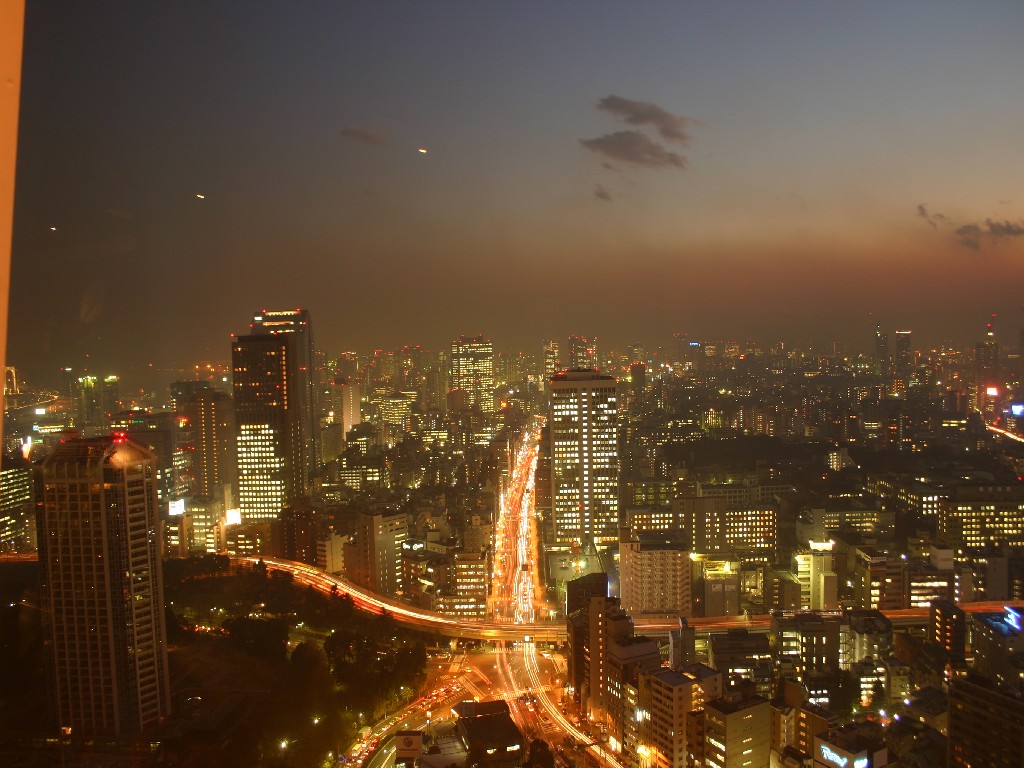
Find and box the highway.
[988,423,1024,444]
[487,422,624,768]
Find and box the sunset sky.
[9,1,1024,383]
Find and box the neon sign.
[820,745,848,767]
[1006,607,1023,632]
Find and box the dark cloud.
[580,130,686,170]
[954,223,983,250]
[952,218,1024,249]
[596,95,693,144]
[917,204,936,228]
[341,126,388,146]
[594,184,612,202]
[985,219,1024,238]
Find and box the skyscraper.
[974,319,1001,422]
[568,334,598,370]
[38,436,171,737]
[178,385,236,499]
[250,309,319,478]
[449,334,495,413]
[894,329,913,376]
[233,333,307,522]
[549,369,618,550]
[542,339,560,384]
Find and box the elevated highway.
[232,556,1024,641]
[3,551,1019,641]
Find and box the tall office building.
[874,325,889,373]
[0,452,34,551]
[250,309,319,478]
[178,385,236,499]
[543,340,561,384]
[893,330,913,375]
[345,508,409,596]
[449,334,495,413]
[568,334,598,370]
[324,376,362,436]
[38,436,171,737]
[233,333,307,522]
[974,319,1001,422]
[549,370,618,550]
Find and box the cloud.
[952,218,1024,249]
[596,95,693,144]
[985,219,1024,238]
[341,127,388,147]
[954,223,983,250]
[917,204,936,228]
[580,130,686,170]
[594,184,612,202]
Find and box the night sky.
[8,2,1024,386]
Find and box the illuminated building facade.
[38,436,171,737]
[568,334,598,370]
[618,529,692,618]
[0,453,33,551]
[794,545,839,611]
[974,321,1000,422]
[703,692,770,768]
[233,333,306,522]
[250,308,319,478]
[636,665,722,768]
[542,339,560,384]
[449,334,495,413]
[938,484,1024,551]
[436,551,488,620]
[948,672,1024,768]
[345,508,408,596]
[813,724,887,768]
[177,386,235,499]
[549,369,618,550]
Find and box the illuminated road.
[492,421,545,623]
[237,555,566,642]
[487,422,624,768]
[4,546,1014,640]
[988,423,1024,444]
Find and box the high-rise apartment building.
[619,529,692,617]
[233,333,307,522]
[449,334,495,413]
[549,369,618,550]
[38,436,171,737]
[637,664,723,768]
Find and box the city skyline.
[7,2,1024,383]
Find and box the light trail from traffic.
[988,423,1024,444]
